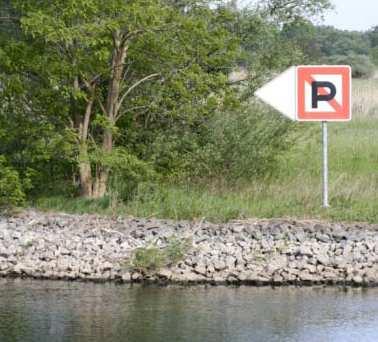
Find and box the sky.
[324,0,377,31]
[238,0,377,31]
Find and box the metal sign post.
[322,121,329,208]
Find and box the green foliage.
[0,0,335,205]
[281,18,320,62]
[283,22,377,70]
[0,106,75,196]
[132,247,166,272]
[0,156,25,208]
[237,11,304,84]
[1,0,242,199]
[148,103,298,181]
[313,26,371,57]
[35,195,117,215]
[130,237,191,272]
[322,54,375,79]
[260,0,332,22]
[91,147,157,201]
[165,237,192,265]
[34,79,378,224]
[137,8,304,181]
[198,105,297,180]
[367,26,378,48]
[369,47,378,66]
[128,183,245,222]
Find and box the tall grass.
[36,77,378,223]
[353,78,378,118]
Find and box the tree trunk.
[76,80,95,198]
[93,31,128,198]
[92,168,108,199]
[92,129,113,198]
[78,143,93,197]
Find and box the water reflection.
[0,279,377,342]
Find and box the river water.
[0,279,377,342]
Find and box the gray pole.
[322,121,329,208]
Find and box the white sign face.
[304,75,342,113]
[254,66,297,121]
[255,65,352,122]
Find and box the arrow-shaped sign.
[255,65,351,122]
[255,66,297,121]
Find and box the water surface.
[0,279,377,342]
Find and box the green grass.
[35,78,378,223]
[129,238,191,273]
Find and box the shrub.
[130,237,191,272]
[132,247,166,272]
[322,54,375,79]
[91,147,157,202]
[198,104,298,181]
[165,237,192,265]
[0,156,25,208]
[369,47,378,67]
[141,101,298,183]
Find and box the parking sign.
[297,66,351,121]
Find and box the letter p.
[312,81,337,109]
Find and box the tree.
[369,47,378,66]
[322,54,375,79]
[368,25,378,48]
[281,19,322,62]
[6,0,239,198]
[0,0,335,205]
[259,0,332,22]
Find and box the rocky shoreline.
[0,210,377,286]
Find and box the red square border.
[297,66,351,122]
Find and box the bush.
[198,105,298,180]
[165,237,192,265]
[0,156,25,208]
[130,237,191,272]
[132,247,166,272]
[322,54,375,79]
[145,104,298,183]
[91,147,157,202]
[369,47,378,67]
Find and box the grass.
[128,238,192,273]
[35,77,378,223]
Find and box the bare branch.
[116,73,160,120]
[121,29,144,45]
[125,105,150,112]
[82,74,101,89]
[0,17,19,22]
[97,98,108,117]
[81,84,96,141]
[122,62,133,83]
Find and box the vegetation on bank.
[35,78,378,223]
[1,1,378,223]
[129,238,192,273]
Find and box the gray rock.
[225,256,236,269]
[352,275,364,285]
[157,269,172,279]
[316,233,331,243]
[299,271,320,283]
[266,255,287,274]
[316,253,329,266]
[194,265,207,276]
[0,210,377,286]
